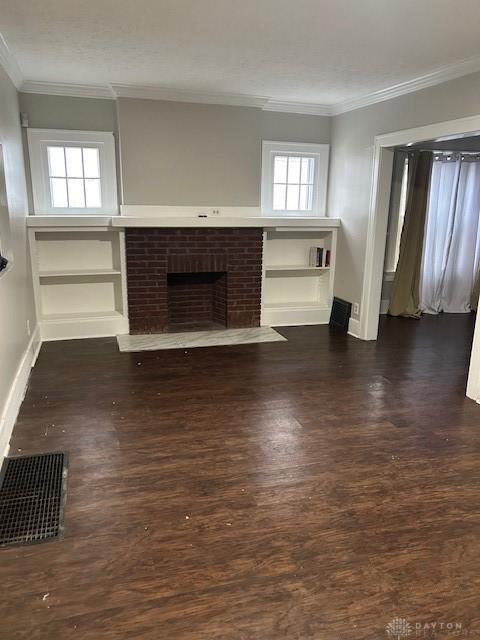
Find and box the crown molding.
[111,83,268,108]
[262,100,332,116]
[20,80,115,100]
[112,83,333,115]
[332,54,480,115]
[0,33,22,88]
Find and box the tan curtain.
[388,151,433,318]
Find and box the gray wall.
[18,93,118,211]
[117,98,330,206]
[0,68,36,453]
[18,93,117,131]
[328,70,480,319]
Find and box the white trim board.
[0,326,41,459]
[20,80,331,115]
[20,80,115,100]
[40,314,129,341]
[348,317,360,339]
[467,312,480,404]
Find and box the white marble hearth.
[117,327,287,352]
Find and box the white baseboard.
[348,317,360,338]
[40,314,129,341]
[0,325,41,459]
[261,305,330,327]
[380,299,389,315]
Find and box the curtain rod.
[397,147,480,155]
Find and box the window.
[47,146,101,208]
[27,129,118,215]
[261,141,329,216]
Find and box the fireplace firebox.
[166,271,227,331]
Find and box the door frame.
[359,114,480,402]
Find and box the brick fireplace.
[125,228,263,334]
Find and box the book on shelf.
[309,246,331,267]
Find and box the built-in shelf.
[265,265,330,272]
[29,227,129,340]
[28,219,339,339]
[39,268,122,278]
[262,227,337,327]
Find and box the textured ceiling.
[2,0,480,105]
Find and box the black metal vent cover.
[0,452,68,548]
[329,297,352,331]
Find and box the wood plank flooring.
[1,314,480,639]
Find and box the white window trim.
[27,128,118,215]
[261,140,329,216]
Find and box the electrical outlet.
[210,208,221,216]
[353,302,360,315]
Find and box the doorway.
[381,136,480,319]
[360,114,480,402]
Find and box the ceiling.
[2,0,480,113]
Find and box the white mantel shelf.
[112,216,340,228]
[27,215,341,229]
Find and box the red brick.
[126,228,262,333]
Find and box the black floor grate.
[329,296,352,331]
[0,452,68,548]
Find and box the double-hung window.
[27,129,118,215]
[261,141,329,216]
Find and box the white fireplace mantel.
[112,216,341,229]
[27,214,341,230]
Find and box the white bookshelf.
[29,227,129,340]
[261,227,337,326]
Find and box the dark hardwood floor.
[1,314,480,639]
